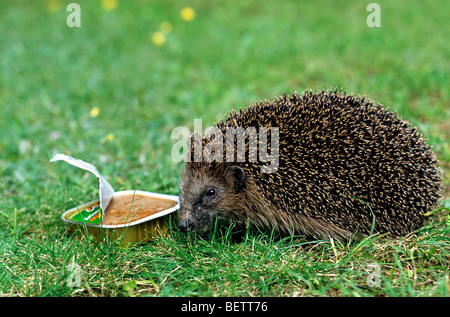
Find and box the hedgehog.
[177,89,443,240]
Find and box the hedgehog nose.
[178,218,193,232]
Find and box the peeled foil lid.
[50,154,115,218]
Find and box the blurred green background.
[1,0,449,232]
[0,0,448,297]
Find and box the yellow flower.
[106,133,115,142]
[90,107,100,117]
[46,0,61,13]
[102,0,118,11]
[180,7,195,22]
[151,31,166,46]
[159,21,173,34]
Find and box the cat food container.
[61,190,179,243]
[51,154,179,243]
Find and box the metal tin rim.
[61,190,179,229]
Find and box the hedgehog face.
[178,164,245,234]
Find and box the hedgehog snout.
[178,209,193,232]
[178,217,194,232]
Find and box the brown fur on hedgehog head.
[178,161,247,234]
[178,121,282,235]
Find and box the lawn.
[0,0,449,298]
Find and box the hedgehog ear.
[229,165,245,192]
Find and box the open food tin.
[51,154,179,244]
[61,190,179,243]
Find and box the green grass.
[0,0,449,297]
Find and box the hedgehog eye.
[205,189,216,198]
